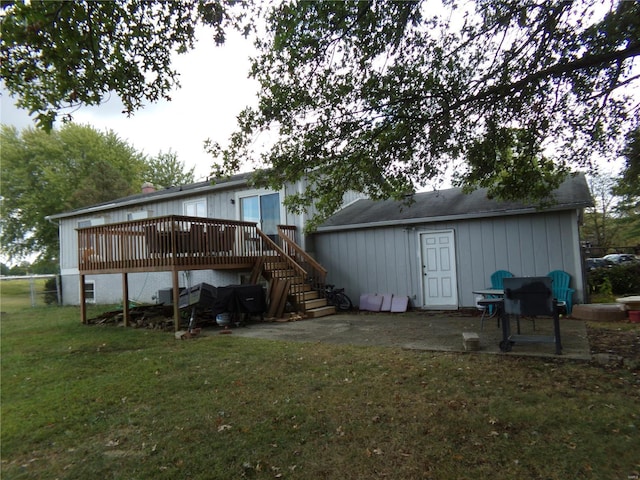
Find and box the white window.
[77,217,105,228]
[78,218,106,251]
[183,198,206,217]
[83,281,96,304]
[127,210,150,221]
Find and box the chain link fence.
[0,275,61,308]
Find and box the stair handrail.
[277,226,327,288]
[255,229,308,279]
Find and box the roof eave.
[315,203,590,233]
[45,178,249,221]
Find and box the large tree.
[582,175,622,251]
[0,123,147,263]
[1,124,199,265]
[216,0,640,229]
[145,150,196,189]
[2,1,639,230]
[612,126,640,244]
[0,0,247,130]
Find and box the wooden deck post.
[122,272,129,327]
[172,268,180,332]
[79,274,87,324]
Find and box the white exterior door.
[420,230,458,309]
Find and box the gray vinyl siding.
[314,209,585,309]
[55,178,352,305]
[315,227,418,306]
[61,269,242,306]
[56,186,258,305]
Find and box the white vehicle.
[602,253,638,265]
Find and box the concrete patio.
[223,310,592,360]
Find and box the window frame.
[127,210,150,221]
[235,188,286,224]
[83,280,96,304]
[183,197,207,217]
[77,217,105,228]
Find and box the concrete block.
[463,332,480,351]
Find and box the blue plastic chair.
[547,270,574,314]
[484,270,514,321]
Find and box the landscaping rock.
[572,304,627,322]
[462,332,480,351]
[591,353,623,367]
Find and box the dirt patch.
[587,324,640,366]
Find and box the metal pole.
[30,276,36,307]
[56,275,62,306]
[122,272,130,327]
[80,274,87,324]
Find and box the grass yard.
[1,284,639,479]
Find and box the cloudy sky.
[1,29,260,182]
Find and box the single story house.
[313,173,593,310]
[48,170,592,317]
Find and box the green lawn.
[1,284,639,479]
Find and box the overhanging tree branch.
[460,42,640,108]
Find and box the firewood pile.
[87,304,175,330]
[267,312,307,322]
[87,279,308,331]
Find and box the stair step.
[293,290,319,301]
[289,283,311,301]
[289,286,311,298]
[305,305,336,318]
[300,298,328,311]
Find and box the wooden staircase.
[252,227,336,319]
[260,259,336,318]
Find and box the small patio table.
[472,288,504,297]
[473,289,505,330]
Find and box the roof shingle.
[319,173,593,231]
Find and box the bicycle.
[324,284,353,311]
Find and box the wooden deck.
[78,215,267,274]
[77,215,330,329]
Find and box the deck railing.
[277,225,327,290]
[258,229,308,280]
[78,215,265,273]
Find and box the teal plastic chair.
[490,270,514,290]
[547,270,574,314]
[484,270,514,320]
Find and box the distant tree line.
[0,123,196,267]
[0,258,58,276]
